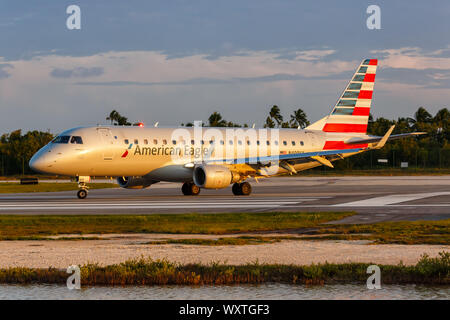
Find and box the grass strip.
[0,215,447,245]
[309,220,450,245]
[0,252,448,286]
[0,212,354,237]
[0,183,115,193]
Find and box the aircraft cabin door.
[306,132,317,151]
[97,128,114,160]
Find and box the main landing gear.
[232,182,252,196]
[76,176,90,199]
[182,182,201,196]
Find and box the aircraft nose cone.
[29,153,48,173]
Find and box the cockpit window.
[70,136,83,144]
[52,136,70,144]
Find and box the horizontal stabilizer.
[345,131,426,146]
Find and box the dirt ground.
[0,233,448,268]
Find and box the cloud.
[367,47,450,88]
[373,47,450,70]
[3,46,450,134]
[75,71,349,87]
[50,67,104,78]
[0,64,13,79]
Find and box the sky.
[1,0,450,134]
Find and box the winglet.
[373,125,395,149]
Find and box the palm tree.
[415,107,433,123]
[408,107,432,131]
[117,115,131,126]
[264,116,275,128]
[208,112,227,127]
[289,108,310,128]
[269,105,283,127]
[106,110,131,126]
[434,108,450,125]
[106,110,119,124]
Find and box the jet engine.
[116,176,157,189]
[193,165,240,189]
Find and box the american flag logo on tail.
[322,59,377,134]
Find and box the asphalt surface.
[0,176,449,224]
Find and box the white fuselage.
[29,126,366,181]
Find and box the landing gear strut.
[182,182,201,196]
[232,182,252,196]
[77,176,90,199]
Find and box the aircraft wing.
[220,148,364,165]
[202,147,365,174]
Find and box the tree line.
[180,106,310,129]
[0,106,448,175]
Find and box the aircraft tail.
[306,59,377,134]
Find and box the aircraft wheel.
[182,182,201,196]
[232,183,242,195]
[240,182,252,196]
[77,189,88,199]
[190,184,201,196]
[232,182,252,196]
[182,182,192,195]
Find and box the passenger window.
[274,141,278,146]
[163,139,167,144]
[70,136,83,144]
[153,139,158,144]
[172,140,176,145]
[247,141,251,145]
[191,140,195,145]
[229,140,233,145]
[144,139,148,145]
[124,139,129,144]
[209,140,214,144]
[291,141,296,146]
[257,140,260,145]
[220,140,224,145]
[201,140,205,145]
[300,141,304,146]
[238,140,242,145]
[283,141,287,146]
[134,139,139,144]
[266,141,270,146]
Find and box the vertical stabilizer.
[306,59,377,134]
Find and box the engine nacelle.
[193,165,240,189]
[116,176,157,189]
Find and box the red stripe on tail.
[323,123,367,133]
[364,73,376,82]
[352,107,371,116]
[358,90,373,99]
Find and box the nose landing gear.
[77,189,88,199]
[76,176,90,199]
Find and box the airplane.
[29,59,425,199]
